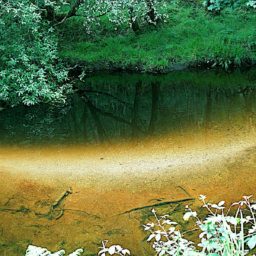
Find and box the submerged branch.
[0,188,73,221]
[0,206,31,214]
[52,187,73,210]
[120,197,195,215]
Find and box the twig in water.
[120,197,195,215]
[177,186,192,197]
[52,187,73,210]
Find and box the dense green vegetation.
[60,7,256,72]
[1,0,256,106]
[0,0,71,106]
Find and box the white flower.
[199,195,206,201]
[183,211,197,221]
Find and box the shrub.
[144,195,256,255]
[247,0,256,8]
[24,196,256,256]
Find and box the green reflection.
[0,70,256,146]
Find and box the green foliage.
[72,0,169,33]
[1,0,256,106]
[0,0,70,107]
[60,6,256,72]
[202,0,248,14]
[144,195,256,256]
[246,0,256,8]
[203,0,222,12]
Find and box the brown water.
[0,70,256,255]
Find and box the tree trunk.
[128,6,140,33]
[145,0,158,25]
[42,0,84,24]
[148,82,160,134]
[132,81,142,136]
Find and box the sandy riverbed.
[0,129,256,255]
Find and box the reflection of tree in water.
[148,82,160,135]
[0,74,256,145]
[241,88,256,131]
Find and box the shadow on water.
[1,70,256,146]
[0,70,256,255]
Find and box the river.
[0,70,256,255]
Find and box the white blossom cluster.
[25,245,83,256]
[77,0,169,33]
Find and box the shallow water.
[0,70,256,255]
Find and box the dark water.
[1,70,256,145]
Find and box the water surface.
[1,70,256,146]
[0,70,256,255]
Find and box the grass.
[59,4,256,72]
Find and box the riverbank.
[59,5,256,73]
